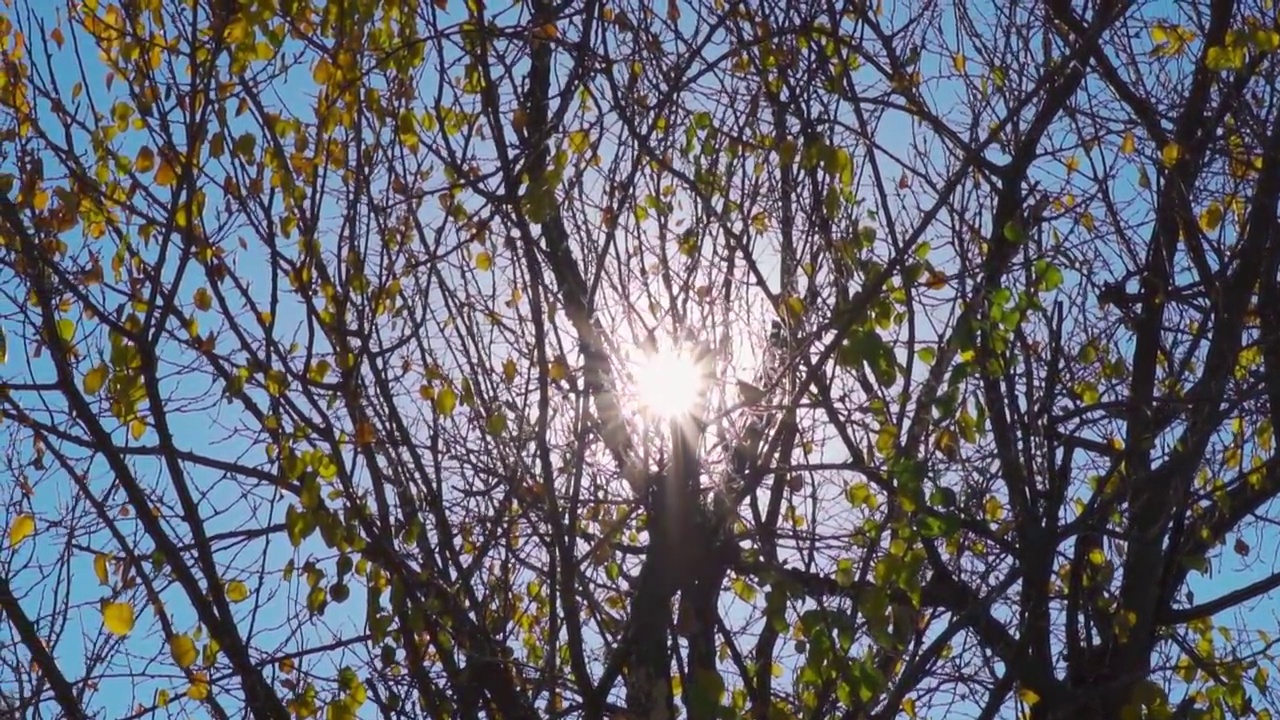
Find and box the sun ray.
[629,343,708,421]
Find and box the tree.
[2,0,1280,718]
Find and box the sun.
[629,344,708,421]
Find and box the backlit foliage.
[3,0,1280,719]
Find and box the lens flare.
[631,346,705,420]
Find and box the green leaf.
[1002,220,1026,243]
[1040,263,1064,291]
[916,512,959,539]
[523,180,554,224]
[485,412,507,436]
[834,558,855,587]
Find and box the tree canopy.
[3,0,1280,718]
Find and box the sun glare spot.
[631,345,706,420]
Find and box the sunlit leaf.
[56,318,76,344]
[1206,45,1245,71]
[1199,202,1223,232]
[170,634,198,668]
[7,514,35,548]
[435,386,457,416]
[94,553,110,585]
[226,580,250,602]
[102,601,135,636]
[187,673,210,700]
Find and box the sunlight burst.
[630,345,707,420]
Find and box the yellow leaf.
[1199,202,1223,232]
[102,601,135,636]
[187,673,210,700]
[225,580,250,602]
[1063,155,1080,174]
[94,553,110,585]
[548,359,569,382]
[170,633,198,668]
[84,363,109,395]
[782,295,805,319]
[154,157,176,186]
[502,358,517,385]
[933,428,960,460]
[434,386,457,416]
[568,130,591,155]
[327,701,357,720]
[8,514,35,548]
[1254,29,1280,53]
[952,54,966,73]
[193,287,212,311]
[418,384,434,401]
[279,657,296,674]
[1161,142,1181,168]
[130,419,147,441]
[312,58,335,84]
[1206,45,1245,71]
[136,146,155,173]
[1150,24,1194,56]
[354,422,376,446]
[474,251,493,271]
[1120,131,1136,156]
[1018,688,1040,706]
